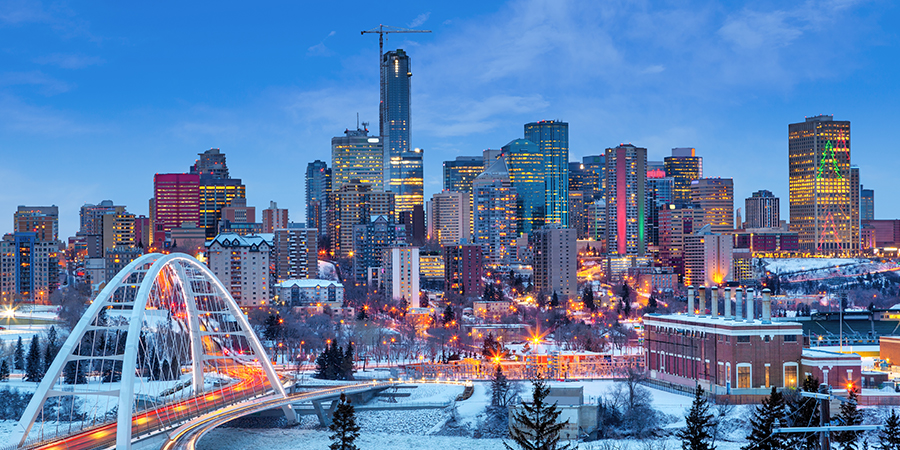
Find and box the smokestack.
[724,286,732,320]
[762,288,772,323]
[735,287,743,320]
[698,286,706,316]
[746,288,754,322]
[711,286,719,318]
[687,286,695,316]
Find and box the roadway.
[30,364,273,450]
[161,382,391,450]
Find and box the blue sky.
[1,0,898,239]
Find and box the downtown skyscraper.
[381,49,423,216]
[605,144,647,256]
[525,120,568,227]
[664,148,703,207]
[305,160,331,235]
[788,115,856,255]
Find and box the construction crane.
[361,24,431,137]
[361,24,432,63]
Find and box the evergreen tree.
[160,359,171,382]
[328,342,343,379]
[328,393,360,450]
[356,308,368,321]
[0,359,9,381]
[619,284,633,317]
[582,286,595,311]
[340,343,355,381]
[878,409,900,450]
[787,376,821,450]
[491,364,510,408]
[63,360,87,384]
[149,347,161,381]
[744,387,786,450]
[482,333,502,358]
[549,292,559,308]
[25,335,44,382]
[44,326,59,372]
[676,385,716,450]
[443,305,455,324]
[646,295,658,313]
[315,343,331,380]
[834,389,863,450]
[505,376,571,450]
[14,336,24,371]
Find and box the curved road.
[162,382,390,450]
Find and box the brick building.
[645,287,861,398]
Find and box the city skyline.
[1,1,898,238]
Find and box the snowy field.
[0,304,61,346]
[196,380,749,450]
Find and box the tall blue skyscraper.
[305,160,331,236]
[381,49,422,215]
[525,120,569,227]
[502,139,545,234]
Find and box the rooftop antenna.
[357,112,359,130]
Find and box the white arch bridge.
[10,253,289,450]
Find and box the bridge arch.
[12,253,285,449]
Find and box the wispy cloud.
[408,12,430,28]
[0,94,92,134]
[307,31,337,57]
[0,71,72,95]
[32,53,105,69]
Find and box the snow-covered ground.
[0,305,61,346]
[195,380,747,450]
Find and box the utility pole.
[361,25,431,136]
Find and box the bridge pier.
[312,399,339,427]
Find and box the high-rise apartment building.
[427,191,471,246]
[191,148,246,240]
[329,181,395,259]
[483,149,502,169]
[647,175,675,248]
[684,225,733,287]
[444,243,483,298]
[745,190,780,229]
[664,148,703,207]
[691,178,734,234]
[788,115,855,255]
[352,215,406,285]
[851,166,860,252]
[382,245,420,307]
[332,126,384,191]
[273,227,317,282]
[524,120,568,227]
[569,162,599,196]
[152,173,200,247]
[15,205,59,242]
[502,138,545,234]
[861,186,874,221]
[658,204,695,280]
[305,160,331,234]
[568,190,586,239]
[205,233,272,307]
[605,144,647,256]
[220,197,255,224]
[262,201,289,233]
[0,232,59,302]
[532,225,577,300]
[582,155,605,201]
[80,200,126,235]
[472,157,518,267]
[443,156,483,194]
[190,148,229,179]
